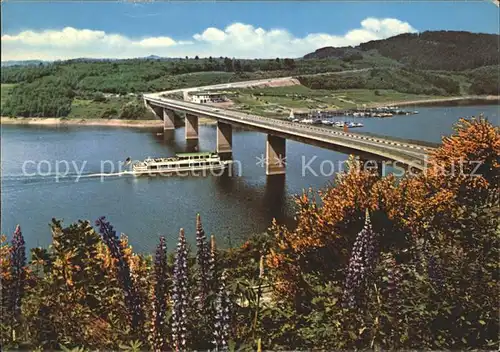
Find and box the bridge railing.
[214,108,436,150]
[339,131,440,149]
[145,96,436,152]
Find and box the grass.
[67,96,155,120]
[227,86,449,117]
[67,98,124,119]
[328,89,447,106]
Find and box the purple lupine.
[213,270,231,351]
[208,235,218,292]
[151,236,168,352]
[196,214,210,309]
[10,225,26,321]
[383,254,402,314]
[343,209,378,309]
[95,217,143,332]
[172,228,189,351]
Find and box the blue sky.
[2,1,499,60]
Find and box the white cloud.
[1,18,416,61]
[138,37,177,48]
[193,27,226,42]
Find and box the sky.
[1,1,499,61]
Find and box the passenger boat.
[131,152,232,176]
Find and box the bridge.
[143,91,437,175]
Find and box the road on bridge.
[144,94,435,170]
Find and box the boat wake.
[2,170,134,184]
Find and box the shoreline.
[2,96,498,128]
[0,116,217,128]
[373,95,499,108]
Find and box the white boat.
[345,121,364,128]
[132,152,232,176]
[321,120,333,126]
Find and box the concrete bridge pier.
[216,121,232,160]
[146,103,163,121]
[163,108,176,130]
[266,135,286,175]
[185,113,199,140]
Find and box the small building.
[189,92,227,104]
[292,109,311,119]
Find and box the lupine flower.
[208,234,218,292]
[196,214,210,309]
[382,253,402,315]
[213,270,231,351]
[10,225,26,321]
[343,209,378,309]
[151,236,168,352]
[95,216,143,332]
[172,228,189,351]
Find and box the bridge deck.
[144,94,435,170]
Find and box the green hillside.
[304,30,499,71]
[297,68,464,96]
[1,31,498,119]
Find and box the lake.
[1,104,498,252]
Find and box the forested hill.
[1,30,498,119]
[304,31,499,71]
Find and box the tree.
[92,92,106,102]
[283,58,296,70]
[233,60,242,73]
[224,57,233,72]
[266,117,500,349]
